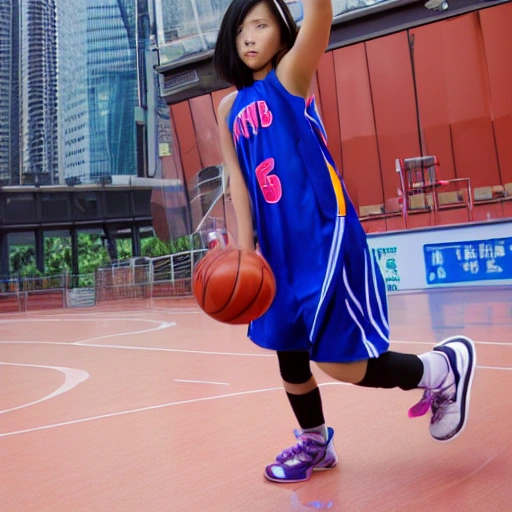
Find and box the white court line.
[73,321,175,345]
[1,339,510,357]
[0,362,89,415]
[174,379,229,385]
[0,340,274,357]
[477,365,512,371]
[0,382,348,438]
[0,317,169,325]
[70,343,275,357]
[1,314,510,348]
[0,386,283,438]
[0,318,176,345]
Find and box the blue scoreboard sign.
[424,237,512,285]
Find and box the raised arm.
[218,93,255,252]
[277,0,332,97]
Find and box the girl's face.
[236,1,283,80]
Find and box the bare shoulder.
[218,90,238,119]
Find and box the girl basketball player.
[213,0,476,483]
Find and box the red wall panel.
[170,101,202,184]
[409,22,455,181]
[502,200,512,219]
[473,202,504,222]
[316,53,342,171]
[412,13,500,186]
[333,44,383,208]
[479,3,512,184]
[189,95,223,168]
[450,117,500,188]
[479,3,512,119]
[422,125,455,179]
[366,31,421,201]
[493,116,512,185]
[410,23,451,129]
[316,52,348,198]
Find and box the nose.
[244,28,255,46]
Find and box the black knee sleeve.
[277,350,312,384]
[356,351,423,391]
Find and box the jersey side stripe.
[309,216,345,340]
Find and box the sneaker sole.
[432,335,476,442]
[264,430,338,484]
[264,460,338,484]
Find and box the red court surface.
[1,287,511,512]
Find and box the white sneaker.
[408,336,476,442]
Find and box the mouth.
[245,51,258,57]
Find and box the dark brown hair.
[213,0,297,90]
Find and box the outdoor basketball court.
[1,286,511,511]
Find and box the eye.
[236,26,243,35]
[257,23,267,29]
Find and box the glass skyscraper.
[86,0,138,179]
[0,0,20,185]
[57,0,90,181]
[58,0,139,182]
[20,0,59,185]
[0,0,140,186]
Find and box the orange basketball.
[193,247,276,324]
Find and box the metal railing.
[0,248,208,313]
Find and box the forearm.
[230,173,255,251]
[217,93,254,251]
[302,0,332,21]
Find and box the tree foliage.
[7,232,199,279]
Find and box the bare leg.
[316,360,369,384]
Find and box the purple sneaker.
[264,427,338,483]
[408,336,476,442]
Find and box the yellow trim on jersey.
[327,161,346,217]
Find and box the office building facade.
[19,0,59,185]
[0,0,20,185]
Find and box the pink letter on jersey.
[257,101,273,128]
[233,101,273,143]
[255,158,282,203]
[239,102,259,139]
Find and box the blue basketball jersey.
[228,70,389,362]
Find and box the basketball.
[193,247,276,324]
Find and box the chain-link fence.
[0,248,208,313]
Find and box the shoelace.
[276,432,320,463]
[408,383,455,422]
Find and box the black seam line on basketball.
[209,249,241,315]
[224,261,266,323]
[201,250,229,308]
[200,257,212,307]
[200,252,220,305]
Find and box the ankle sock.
[302,424,328,440]
[418,351,451,389]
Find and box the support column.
[103,224,118,261]
[71,227,79,277]
[0,233,8,276]
[132,225,141,257]
[35,229,45,274]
